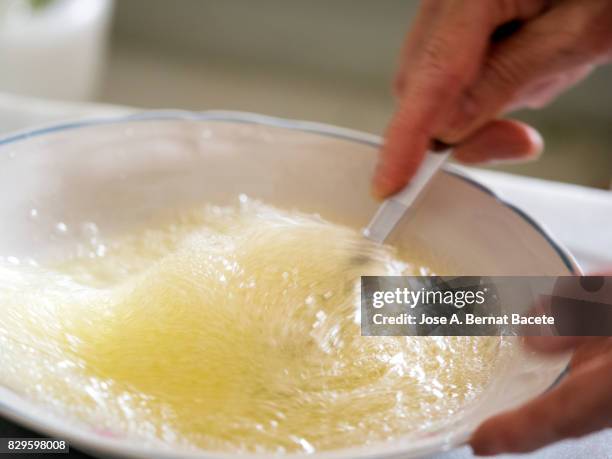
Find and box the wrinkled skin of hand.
[377,0,612,454]
[375,0,612,198]
[471,336,612,455]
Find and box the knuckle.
[483,53,524,94]
[455,88,483,129]
[581,10,612,58]
[551,418,578,439]
[549,1,612,60]
[420,37,471,91]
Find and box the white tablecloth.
[466,169,612,273]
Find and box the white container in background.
[0,0,114,101]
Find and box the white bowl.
[0,111,577,459]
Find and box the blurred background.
[0,0,610,188]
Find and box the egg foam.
[0,197,504,454]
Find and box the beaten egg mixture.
[0,197,503,453]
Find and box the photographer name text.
[371,312,555,326]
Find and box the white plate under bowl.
[0,111,577,459]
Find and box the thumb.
[471,355,612,455]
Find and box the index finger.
[374,0,550,198]
[373,1,494,198]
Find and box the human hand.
[374,0,612,198]
[470,335,612,455]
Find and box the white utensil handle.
[364,149,450,244]
[391,150,449,207]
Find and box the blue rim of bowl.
[0,109,580,275]
[0,110,579,458]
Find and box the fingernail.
[524,124,544,157]
[371,178,394,200]
[371,169,393,200]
